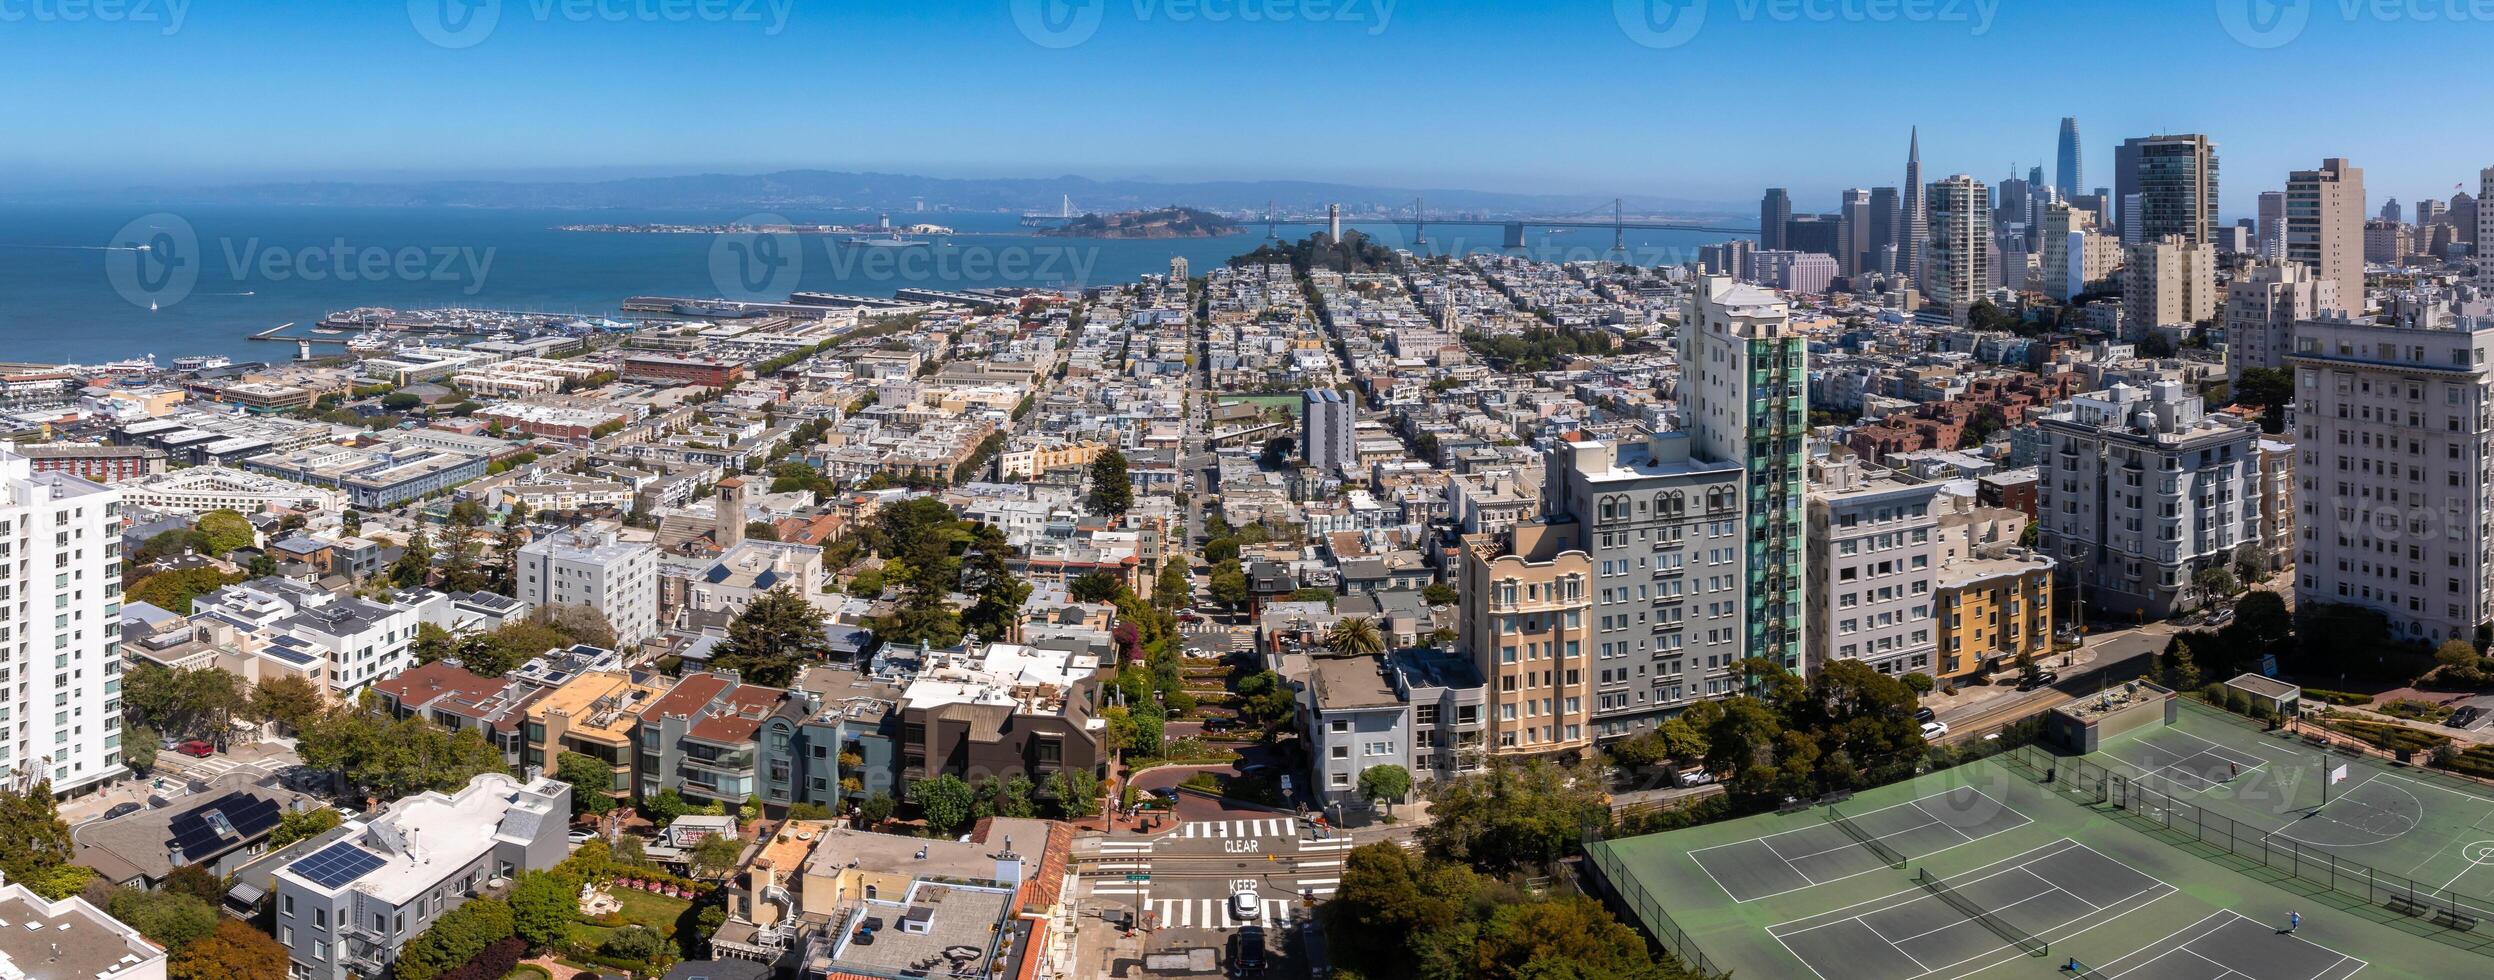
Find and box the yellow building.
[524,670,671,805]
[1461,522,1594,759]
[1934,552,2056,681]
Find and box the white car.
[1230,889,1262,921]
[1921,720,1951,740]
[567,829,598,846]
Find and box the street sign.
[1125,873,1151,882]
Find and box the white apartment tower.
[2123,235,2218,332]
[2285,158,2366,317]
[2225,261,2336,383]
[516,523,660,646]
[0,446,122,795]
[1925,175,1992,326]
[2036,381,2262,621]
[2291,306,2494,643]
[1804,451,1942,678]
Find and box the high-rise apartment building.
[1924,175,1993,326]
[2380,199,2404,223]
[1868,186,1902,274]
[1302,388,1356,477]
[1682,276,1808,670]
[2291,307,2494,644]
[2036,381,2262,620]
[1760,188,1792,252]
[2123,235,2219,332]
[0,446,121,795]
[2115,134,2220,245]
[2041,201,2121,302]
[1840,188,1873,276]
[516,522,660,646]
[2224,261,2335,382]
[1902,128,1927,279]
[1543,435,1743,738]
[2285,158,2367,316]
[1458,522,1592,758]
[2257,191,2287,260]
[2056,117,2084,200]
[1804,452,1941,678]
[2451,190,2478,246]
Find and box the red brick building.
[621,354,747,389]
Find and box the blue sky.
[0,0,2479,216]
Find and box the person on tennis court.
[2287,910,2301,933]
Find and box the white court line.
[1694,785,2034,903]
[2094,910,2368,980]
[2263,771,2425,849]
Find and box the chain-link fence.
[1580,829,1726,978]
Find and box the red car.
[175,740,214,758]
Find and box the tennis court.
[1767,839,2172,980]
[2097,724,2269,793]
[1689,785,2032,902]
[2066,910,2367,980]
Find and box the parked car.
[175,740,214,758]
[567,829,597,846]
[1914,706,1938,725]
[102,802,143,820]
[1229,889,1262,922]
[1178,610,1202,623]
[1920,720,1951,740]
[1674,768,1715,788]
[2449,706,2483,729]
[2017,670,2060,691]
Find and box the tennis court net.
[1825,807,1908,868]
[1913,867,2050,958]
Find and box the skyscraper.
[2256,190,2286,260]
[1924,175,1992,325]
[1681,277,1808,671]
[1867,186,1902,274]
[1302,388,1356,476]
[2055,117,2084,200]
[0,446,122,794]
[2115,134,2220,245]
[1839,188,1873,276]
[1902,128,1927,279]
[2285,157,2366,316]
[1760,188,1792,251]
[2380,199,2404,223]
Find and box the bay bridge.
[1259,197,1758,250]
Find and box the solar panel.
[287,841,386,889]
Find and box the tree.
[857,791,897,829]
[390,527,433,587]
[2168,639,2203,691]
[1069,571,1122,603]
[191,509,257,555]
[1047,767,1099,820]
[976,773,1037,820]
[1086,448,1133,516]
[393,895,515,980]
[553,751,620,816]
[528,602,619,650]
[2235,590,2291,646]
[297,709,507,804]
[911,773,975,837]
[507,870,574,950]
[126,567,243,615]
[958,522,1029,644]
[1258,436,1295,470]
[2235,366,2294,433]
[1420,582,1457,607]
[689,833,744,881]
[2193,565,2240,603]
[248,675,326,733]
[1359,764,1413,817]
[168,920,289,980]
[1234,670,1297,729]
[712,585,828,687]
[1416,760,1609,874]
[163,864,224,905]
[1209,559,1249,608]
[640,787,694,826]
[1202,537,1241,565]
[381,391,423,411]
[110,890,220,952]
[270,806,342,848]
[1325,616,1384,658]
[1152,557,1191,612]
[124,726,160,772]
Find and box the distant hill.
[1038,207,1241,239]
[34,168,1748,222]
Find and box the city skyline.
[0,3,2489,216]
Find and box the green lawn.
[564,886,692,951]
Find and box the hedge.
[2321,717,2451,753]
[2301,688,2372,706]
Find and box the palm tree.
[1324,616,1384,658]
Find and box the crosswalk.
[1146,896,1300,929]
[1173,817,1301,839]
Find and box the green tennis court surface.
[1585,698,2494,980]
